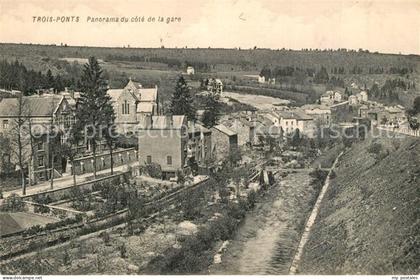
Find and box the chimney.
[142,115,152,129]
[165,115,173,128]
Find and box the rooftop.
[0,95,63,117]
[213,124,237,137]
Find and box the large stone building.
[107,79,160,134]
[0,95,75,182]
[211,124,239,163]
[222,117,255,147]
[138,115,187,179]
[302,104,332,126]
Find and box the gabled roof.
[107,89,124,103]
[137,103,154,113]
[0,96,63,117]
[137,88,158,102]
[385,106,404,114]
[272,109,313,120]
[188,123,211,134]
[108,86,158,103]
[126,79,142,90]
[213,124,237,137]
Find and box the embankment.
[298,135,420,274]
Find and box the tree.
[0,133,13,175]
[202,91,220,128]
[62,125,83,187]
[10,95,30,195]
[314,66,329,84]
[176,169,186,185]
[170,76,196,121]
[102,111,117,175]
[76,57,113,178]
[289,128,302,148]
[45,69,55,89]
[408,117,419,132]
[407,96,420,116]
[231,166,249,199]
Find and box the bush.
[143,162,163,179]
[367,142,383,156]
[0,193,24,212]
[309,168,329,191]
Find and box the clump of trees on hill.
[0,60,78,94]
[368,78,415,102]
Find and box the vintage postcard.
[0,0,419,278]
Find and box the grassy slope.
[299,134,420,274]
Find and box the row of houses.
[136,114,240,179]
[358,102,406,125]
[319,90,369,106]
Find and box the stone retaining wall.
[72,148,138,175]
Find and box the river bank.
[208,169,319,274]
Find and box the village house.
[357,91,369,102]
[187,122,212,170]
[320,91,342,105]
[301,104,332,126]
[268,109,316,137]
[348,95,358,105]
[222,117,256,147]
[58,88,82,110]
[107,79,160,134]
[207,78,224,94]
[187,66,195,75]
[253,116,283,147]
[211,124,239,163]
[138,115,187,179]
[384,105,407,125]
[257,75,275,85]
[0,95,75,182]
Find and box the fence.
[377,125,420,137]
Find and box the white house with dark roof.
[269,109,316,137]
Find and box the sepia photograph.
[0,0,419,278]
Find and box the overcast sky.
[0,0,419,54]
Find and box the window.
[2,120,9,129]
[146,155,152,164]
[122,100,130,114]
[37,142,43,151]
[38,155,44,167]
[167,156,172,165]
[285,121,288,126]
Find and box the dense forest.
[0,60,76,94]
[0,43,418,107]
[0,43,418,74]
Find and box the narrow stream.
[209,170,316,274]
